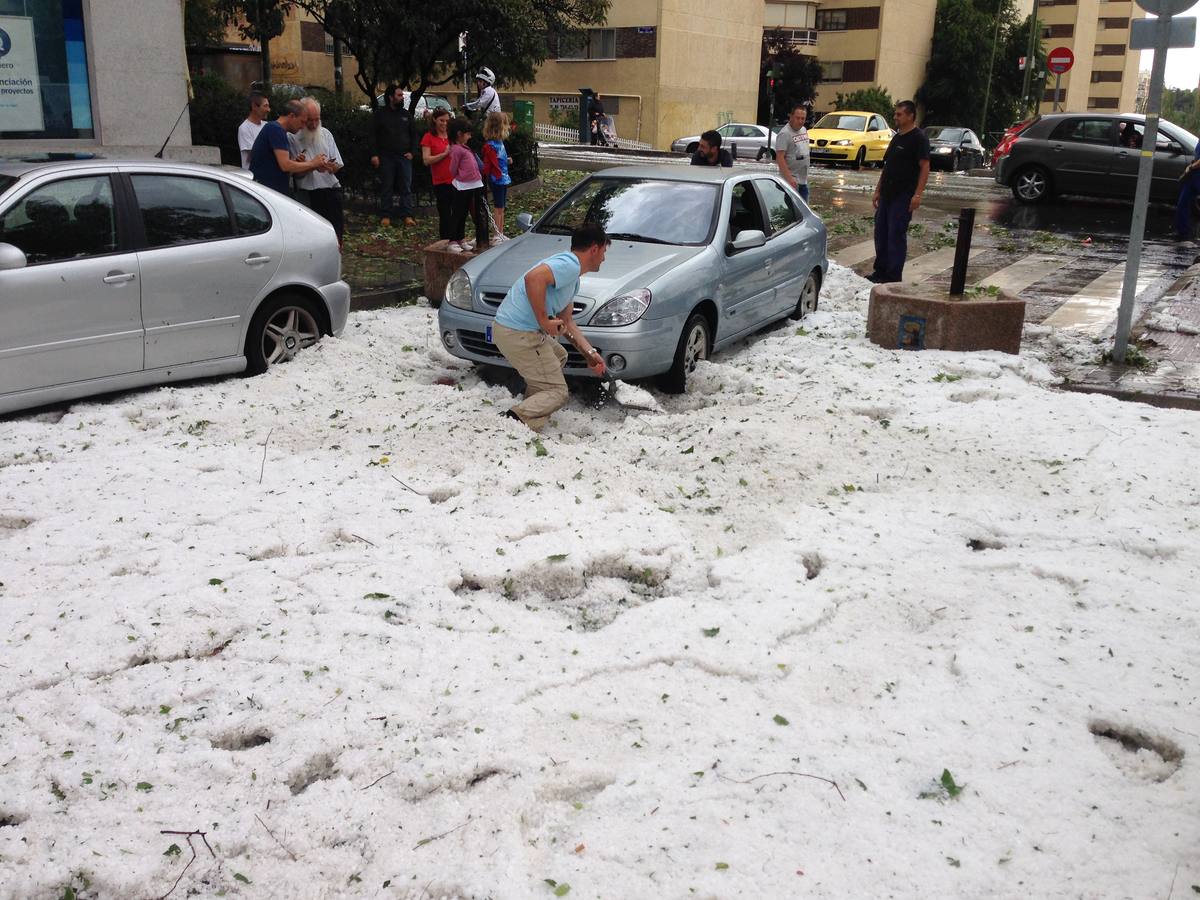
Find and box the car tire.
[244,292,324,375]
[1011,165,1052,204]
[853,147,866,170]
[791,269,822,320]
[660,311,711,394]
[686,142,699,155]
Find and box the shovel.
[592,373,661,412]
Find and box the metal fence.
[533,121,654,152]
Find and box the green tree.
[833,86,895,118]
[758,31,822,124]
[184,0,230,47]
[1162,87,1200,136]
[295,0,609,110]
[917,0,1043,140]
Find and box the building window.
[1042,24,1074,37]
[766,2,818,29]
[558,28,616,61]
[1088,96,1120,109]
[1099,17,1129,28]
[843,59,876,81]
[1094,43,1126,55]
[816,10,847,30]
[820,60,843,82]
[1091,70,1122,82]
[324,32,351,56]
[0,0,94,140]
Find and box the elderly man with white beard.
[290,97,345,247]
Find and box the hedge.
[188,75,539,204]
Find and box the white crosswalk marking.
[1041,262,1166,335]
[901,246,987,282]
[979,253,1067,293]
[831,239,876,267]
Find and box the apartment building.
[1034,0,1146,113]
[513,0,765,149]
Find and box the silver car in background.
[670,123,777,160]
[437,166,827,393]
[0,159,349,416]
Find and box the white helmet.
[475,67,496,85]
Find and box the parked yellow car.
[808,110,895,168]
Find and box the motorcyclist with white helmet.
[464,67,501,116]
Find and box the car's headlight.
[830,139,853,146]
[590,289,651,326]
[933,146,952,154]
[446,269,473,310]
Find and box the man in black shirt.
[370,84,416,226]
[690,130,733,168]
[870,100,930,283]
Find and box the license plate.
[485,324,493,343]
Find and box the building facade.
[0,0,211,160]
[1034,0,1145,114]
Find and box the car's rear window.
[536,177,719,246]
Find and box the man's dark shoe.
[500,409,522,422]
[866,272,882,283]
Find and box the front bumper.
[320,280,352,336]
[811,147,854,162]
[436,305,681,380]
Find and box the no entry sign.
[1047,47,1075,74]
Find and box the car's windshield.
[536,177,719,246]
[717,124,737,137]
[926,127,965,142]
[815,114,867,132]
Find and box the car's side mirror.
[729,229,766,252]
[1165,141,1184,155]
[0,242,28,271]
[516,212,534,233]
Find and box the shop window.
[0,0,95,140]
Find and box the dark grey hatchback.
[994,113,1197,204]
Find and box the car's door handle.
[102,271,136,284]
[1052,145,1065,152]
[244,254,272,266]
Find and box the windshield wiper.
[606,232,672,244]
[537,224,574,235]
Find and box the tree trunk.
[261,34,272,90]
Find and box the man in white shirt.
[464,67,501,117]
[289,97,345,246]
[238,92,270,170]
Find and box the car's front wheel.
[853,147,866,170]
[1011,165,1052,204]
[791,269,822,320]
[245,293,324,375]
[660,311,711,394]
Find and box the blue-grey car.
[0,159,349,416]
[437,166,827,392]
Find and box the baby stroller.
[592,114,619,149]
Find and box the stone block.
[423,240,489,305]
[866,283,1026,355]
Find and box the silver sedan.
[670,123,776,160]
[0,159,349,416]
[437,166,827,392]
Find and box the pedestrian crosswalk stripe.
[1041,261,1166,335]
[831,239,876,267]
[978,253,1068,294]
[902,246,987,283]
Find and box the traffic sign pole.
[1113,0,1199,363]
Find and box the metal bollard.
[948,207,976,296]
